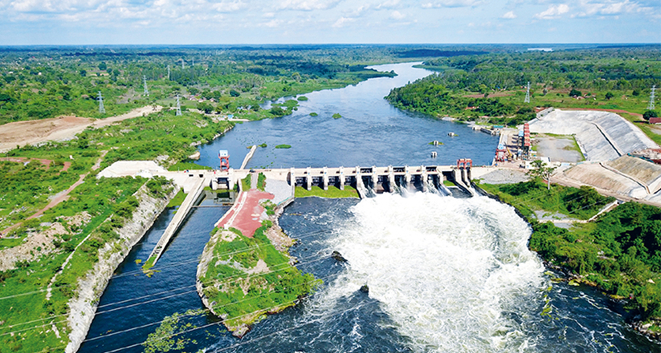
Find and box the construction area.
[494,108,661,207]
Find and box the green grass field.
[295,185,359,198]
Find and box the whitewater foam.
[325,192,546,352]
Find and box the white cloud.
[210,1,247,13]
[275,0,340,11]
[262,19,283,27]
[376,0,400,9]
[574,0,641,17]
[502,10,516,19]
[422,0,482,8]
[390,10,405,19]
[534,4,570,19]
[332,16,354,27]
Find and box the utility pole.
[176,95,182,116]
[524,82,531,104]
[98,91,105,114]
[143,75,149,96]
[648,85,656,111]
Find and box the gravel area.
[478,169,529,185]
[264,178,293,205]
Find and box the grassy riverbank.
[480,179,661,332]
[295,185,359,198]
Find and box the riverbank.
[65,183,175,352]
[476,180,661,340]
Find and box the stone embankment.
[65,184,175,353]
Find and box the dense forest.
[0,45,411,125]
[387,45,661,126]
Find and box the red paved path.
[216,190,274,238]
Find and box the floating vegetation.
[275,144,291,149]
[332,113,342,119]
[310,112,318,117]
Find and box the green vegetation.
[275,144,291,149]
[443,180,456,187]
[0,98,233,353]
[481,179,661,331]
[428,141,444,145]
[478,179,614,221]
[241,174,252,191]
[0,46,404,125]
[295,185,359,199]
[332,113,342,119]
[388,46,661,130]
[297,96,308,101]
[309,112,318,117]
[167,189,187,208]
[258,143,267,148]
[257,173,266,191]
[529,203,661,326]
[143,309,204,353]
[0,175,172,352]
[199,222,319,334]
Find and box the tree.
[229,89,240,97]
[98,62,107,71]
[643,110,658,121]
[632,89,641,96]
[79,69,87,77]
[196,102,213,114]
[569,89,582,97]
[527,159,557,190]
[605,92,614,100]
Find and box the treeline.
[421,47,661,92]
[386,80,534,125]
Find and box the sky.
[0,0,659,45]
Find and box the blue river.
[79,63,661,353]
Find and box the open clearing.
[0,105,161,152]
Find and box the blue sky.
[0,0,659,45]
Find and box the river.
[80,63,660,353]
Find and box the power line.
[0,246,333,337]
[0,227,328,306]
[99,273,357,353]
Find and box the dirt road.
[0,105,162,153]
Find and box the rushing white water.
[323,192,547,353]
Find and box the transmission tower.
[524,82,531,103]
[167,65,170,80]
[143,75,149,96]
[648,85,656,111]
[175,95,182,116]
[98,91,105,114]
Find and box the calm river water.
[80,63,660,353]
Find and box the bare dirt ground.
[0,105,162,153]
[564,108,643,119]
[535,136,583,163]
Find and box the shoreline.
[64,184,176,352]
[474,183,661,343]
